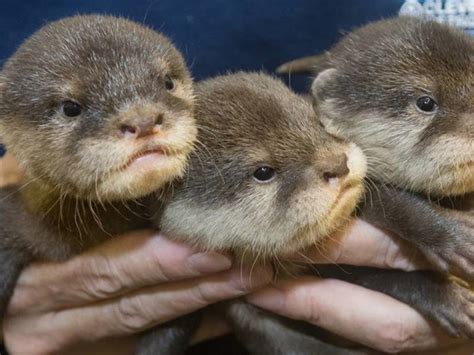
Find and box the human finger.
[247,276,459,353]
[8,231,233,313]
[287,219,430,271]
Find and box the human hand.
[2,231,272,354]
[247,219,472,354]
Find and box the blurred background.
[0,0,404,158]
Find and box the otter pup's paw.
[430,277,474,338]
[422,211,474,282]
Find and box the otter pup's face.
[0,15,196,201]
[311,18,474,197]
[160,73,366,256]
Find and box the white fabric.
[400,0,474,33]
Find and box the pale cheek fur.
[98,155,188,201]
[280,166,364,253]
[287,188,333,233]
[320,105,429,191]
[162,185,294,255]
[320,102,474,195]
[3,107,196,200]
[75,133,194,200]
[1,116,80,185]
[285,188,342,253]
[415,135,474,195]
[163,179,361,257]
[163,113,197,153]
[172,81,194,106]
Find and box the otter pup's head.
[0,15,196,201]
[308,17,474,197]
[159,73,366,256]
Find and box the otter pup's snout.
[322,153,349,183]
[119,114,164,139]
[117,102,171,139]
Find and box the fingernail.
[187,252,233,274]
[229,265,274,291]
[246,287,285,311]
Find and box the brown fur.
[0,14,196,247]
[279,17,474,344]
[159,72,366,257]
[281,17,474,196]
[147,72,367,355]
[0,15,197,354]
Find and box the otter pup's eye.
[253,167,276,183]
[416,96,438,113]
[164,75,175,91]
[61,101,83,117]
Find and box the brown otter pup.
[278,16,474,341]
[0,14,196,352]
[141,72,368,354]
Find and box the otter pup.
[141,72,367,354]
[0,14,196,351]
[278,16,474,340]
[161,72,366,256]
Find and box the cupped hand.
[2,231,273,354]
[248,219,472,354]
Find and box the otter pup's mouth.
[334,179,363,205]
[283,181,365,257]
[324,181,364,232]
[119,147,169,172]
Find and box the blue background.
[0,0,404,157]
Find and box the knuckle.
[292,287,321,324]
[189,283,216,308]
[375,319,414,353]
[382,239,405,270]
[115,296,151,332]
[77,254,123,299]
[148,248,173,282]
[307,302,322,324]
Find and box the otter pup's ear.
[276,53,329,76]
[311,68,338,102]
[311,68,341,134]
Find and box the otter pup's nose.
[322,154,349,183]
[120,114,163,139]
